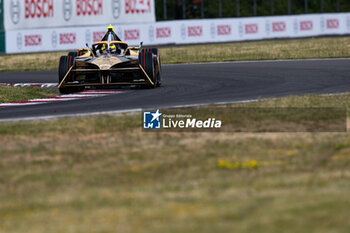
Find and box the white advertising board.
[4,0,155,30]
[5,13,350,53]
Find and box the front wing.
[58,64,155,88]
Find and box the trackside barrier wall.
[4,13,350,54]
[3,0,155,30]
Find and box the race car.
[58,25,161,94]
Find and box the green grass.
[1,93,350,233]
[1,36,350,72]
[161,36,350,64]
[0,86,58,103]
[1,35,350,232]
[0,51,66,72]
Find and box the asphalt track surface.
[1,59,350,121]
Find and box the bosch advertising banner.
[4,0,155,30]
[4,13,350,53]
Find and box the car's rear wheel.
[68,51,84,57]
[147,48,161,86]
[139,48,160,88]
[68,52,77,57]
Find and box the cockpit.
[91,29,129,56]
[92,41,128,56]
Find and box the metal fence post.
[270,0,274,15]
[320,0,324,13]
[236,0,240,17]
[163,0,167,20]
[201,0,204,18]
[336,0,340,12]
[182,0,186,19]
[305,0,308,13]
[253,0,257,16]
[288,0,291,14]
[219,0,222,18]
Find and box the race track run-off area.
[1,59,350,120]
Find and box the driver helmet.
[101,44,108,54]
[110,44,116,53]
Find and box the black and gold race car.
[58,25,161,94]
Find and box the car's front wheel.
[58,55,84,94]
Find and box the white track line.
[0,99,262,122]
[0,90,125,108]
[0,83,58,88]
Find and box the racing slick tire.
[68,52,77,57]
[68,51,84,57]
[148,48,162,87]
[139,48,161,88]
[58,55,84,94]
